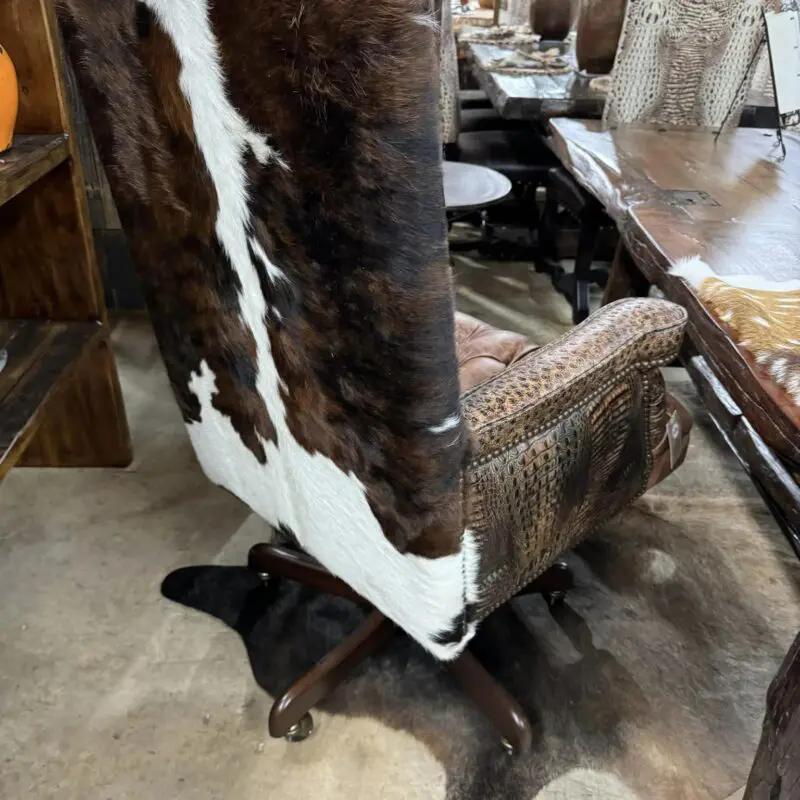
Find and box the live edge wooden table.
[462,41,607,121]
[547,119,800,556]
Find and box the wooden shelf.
[0,319,101,479]
[0,134,70,208]
[0,0,132,475]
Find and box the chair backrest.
[439,0,461,144]
[58,0,475,659]
[604,0,777,129]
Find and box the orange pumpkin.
[0,44,19,153]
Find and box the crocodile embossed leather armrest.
[461,298,688,457]
[461,298,689,621]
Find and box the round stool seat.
[443,161,512,213]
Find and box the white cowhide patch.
[670,256,800,294]
[142,0,478,660]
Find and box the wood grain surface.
[0,0,132,471]
[1,0,68,134]
[19,335,132,468]
[465,42,605,120]
[0,0,107,321]
[0,134,69,207]
[744,631,800,800]
[687,355,800,556]
[0,161,106,319]
[0,319,98,479]
[548,120,800,466]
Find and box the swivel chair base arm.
[247,542,574,755]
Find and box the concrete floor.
[1,262,565,799]
[0,317,258,798]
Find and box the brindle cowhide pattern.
[57,0,477,658]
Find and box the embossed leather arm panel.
[460,299,688,620]
[461,299,687,457]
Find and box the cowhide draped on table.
[57,0,477,659]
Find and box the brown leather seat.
[455,312,537,392]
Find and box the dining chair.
[541,0,772,325]
[604,0,770,130]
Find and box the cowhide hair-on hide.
[57,0,479,659]
[671,258,800,406]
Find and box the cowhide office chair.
[249,300,692,752]
[60,0,692,755]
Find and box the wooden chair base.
[247,543,574,755]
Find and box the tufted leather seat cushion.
[455,312,538,393]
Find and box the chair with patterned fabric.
[541,1,774,327]
[604,0,771,130]
[60,0,693,755]
[246,299,692,753]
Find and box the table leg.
[572,200,604,324]
[744,631,800,799]
[603,240,651,306]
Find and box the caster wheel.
[501,738,515,755]
[285,712,314,743]
[545,590,566,609]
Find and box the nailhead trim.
[468,358,672,467]
[471,367,663,621]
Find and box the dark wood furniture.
[463,41,776,125]
[538,165,609,324]
[745,631,800,800]
[443,159,514,252]
[455,39,616,311]
[547,119,800,555]
[0,0,131,481]
[464,42,607,121]
[457,33,776,315]
[248,541,573,754]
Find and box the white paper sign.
[764,10,800,120]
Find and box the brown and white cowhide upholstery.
[57,0,478,659]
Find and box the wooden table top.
[548,119,800,463]
[549,120,800,282]
[465,41,776,124]
[464,42,604,121]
